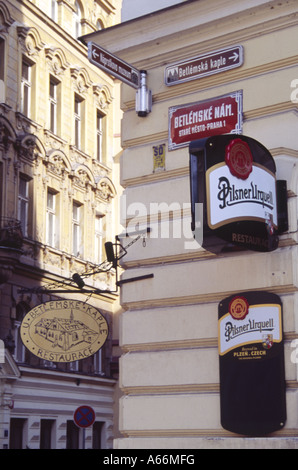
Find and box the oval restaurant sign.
[168,91,242,151]
[218,291,286,436]
[20,300,108,363]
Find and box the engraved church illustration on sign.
[34,310,98,352]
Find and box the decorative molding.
[0,1,14,30]
[121,166,188,188]
[93,84,113,111]
[121,285,298,312]
[46,149,71,177]
[17,26,45,57]
[15,133,45,162]
[120,427,298,438]
[96,176,116,201]
[70,66,93,95]
[123,55,298,113]
[121,332,298,354]
[121,383,220,396]
[122,338,218,353]
[45,47,69,76]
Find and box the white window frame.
[49,77,58,134]
[46,189,59,248]
[21,60,32,117]
[93,348,103,374]
[69,360,79,372]
[72,201,82,257]
[51,0,57,21]
[14,319,26,363]
[18,176,29,237]
[94,214,104,264]
[96,111,103,162]
[74,96,82,149]
[0,38,5,103]
[73,1,82,38]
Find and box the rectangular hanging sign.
[168,91,242,150]
[88,42,140,89]
[165,45,243,86]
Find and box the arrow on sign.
[92,49,99,59]
[229,52,239,62]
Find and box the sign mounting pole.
[87,42,152,116]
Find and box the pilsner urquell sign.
[218,291,286,435]
[189,134,279,253]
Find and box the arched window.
[96,19,104,31]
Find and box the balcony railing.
[0,217,23,250]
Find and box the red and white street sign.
[168,91,242,150]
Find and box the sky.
[121,0,185,21]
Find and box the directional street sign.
[165,45,243,86]
[88,42,140,89]
[73,405,95,428]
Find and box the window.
[14,321,25,363]
[49,77,58,134]
[72,202,83,257]
[74,95,83,149]
[51,0,57,21]
[66,420,79,449]
[73,1,82,38]
[96,111,104,162]
[92,422,104,449]
[93,349,103,374]
[94,214,104,263]
[10,418,27,449]
[40,419,55,449]
[18,176,30,237]
[46,189,59,248]
[96,20,104,30]
[0,162,3,219]
[21,60,32,117]
[69,360,79,372]
[0,38,5,102]
[14,302,31,363]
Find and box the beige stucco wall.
[84,0,298,448]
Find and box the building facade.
[82,0,298,448]
[0,0,123,449]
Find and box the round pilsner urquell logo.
[228,296,249,320]
[20,300,108,363]
[225,138,253,180]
